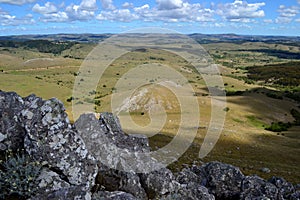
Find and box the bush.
[265,122,292,132]
[0,153,41,199]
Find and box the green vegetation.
[0,34,300,183]
[265,122,292,132]
[0,40,76,55]
[246,115,266,128]
[247,62,300,87]
[0,152,41,199]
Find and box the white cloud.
[263,19,273,23]
[32,2,58,14]
[65,0,98,21]
[122,2,134,9]
[41,11,69,22]
[133,2,214,22]
[0,8,35,25]
[97,9,138,22]
[0,0,35,5]
[156,0,183,10]
[100,0,115,10]
[80,0,97,11]
[276,5,299,23]
[296,18,300,22]
[217,0,265,21]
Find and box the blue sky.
[0,0,299,36]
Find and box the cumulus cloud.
[63,0,98,21]
[0,8,35,25]
[32,2,58,14]
[217,0,265,21]
[96,1,215,23]
[122,2,134,9]
[276,5,299,23]
[100,0,115,10]
[0,0,35,5]
[263,19,273,23]
[156,0,183,10]
[97,9,138,22]
[41,11,69,22]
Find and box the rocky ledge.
[0,91,299,200]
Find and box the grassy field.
[0,38,299,183]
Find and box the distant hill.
[1,33,300,44]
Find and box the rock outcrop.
[0,91,299,200]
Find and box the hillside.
[0,34,299,184]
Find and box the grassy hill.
[0,34,299,183]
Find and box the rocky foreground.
[0,91,299,200]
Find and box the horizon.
[0,0,300,36]
[1,32,300,38]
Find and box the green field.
[0,35,299,183]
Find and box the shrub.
[265,122,292,132]
[0,153,41,199]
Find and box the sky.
[0,0,299,36]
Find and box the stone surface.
[0,91,98,198]
[162,182,215,200]
[0,91,299,200]
[96,164,147,199]
[0,91,25,151]
[30,186,92,200]
[240,175,279,199]
[21,95,98,190]
[75,113,156,173]
[92,191,138,200]
[202,161,245,199]
[269,176,295,199]
[140,167,180,199]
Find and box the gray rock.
[202,161,245,199]
[74,113,157,174]
[0,91,25,151]
[92,191,138,200]
[261,167,271,174]
[176,165,207,186]
[288,191,300,200]
[20,95,98,190]
[269,176,295,198]
[96,164,147,199]
[162,182,215,200]
[240,175,279,199]
[140,167,180,199]
[30,185,92,200]
[36,168,71,193]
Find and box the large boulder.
[139,167,180,199]
[20,95,98,190]
[30,185,92,200]
[92,191,138,200]
[96,165,147,199]
[240,175,279,199]
[268,176,296,199]
[201,161,245,199]
[0,91,26,151]
[162,182,215,200]
[74,113,155,173]
[0,91,98,198]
